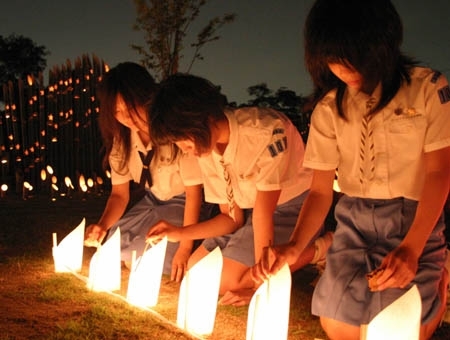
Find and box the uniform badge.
[267,136,287,157]
[438,85,450,104]
[431,71,442,84]
[272,128,285,135]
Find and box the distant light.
[24,181,33,190]
[41,169,47,181]
[27,75,33,86]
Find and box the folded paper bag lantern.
[246,262,292,340]
[177,246,223,336]
[126,237,168,308]
[360,284,421,340]
[52,218,85,273]
[87,227,121,292]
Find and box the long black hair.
[304,0,418,118]
[96,62,157,171]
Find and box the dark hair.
[151,73,227,155]
[96,62,157,171]
[304,0,417,118]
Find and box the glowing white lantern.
[126,237,168,308]
[361,285,421,340]
[246,263,291,340]
[177,246,223,336]
[52,218,85,273]
[87,228,121,292]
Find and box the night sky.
[1,0,450,104]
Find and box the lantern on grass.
[360,285,421,340]
[246,263,291,340]
[52,218,85,273]
[126,237,168,308]
[87,228,121,292]
[177,246,223,336]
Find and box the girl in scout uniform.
[84,62,213,281]
[146,73,333,305]
[252,0,450,338]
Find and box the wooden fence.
[0,54,109,199]
[0,54,313,200]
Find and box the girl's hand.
[170,246,190,282]
[146,220,181,243]
[84,224,107,247]
[370,246,419,292]
[251,243,299,284]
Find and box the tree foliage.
[244,83,312,143]
[245,83,309,115]
[131,0,236,80]
[0,34,49,85]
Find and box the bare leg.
[290,231,334,272]
[320,316,360,340]
[187,244,209,269]
[188,245,251,294]
[420,267,449,340]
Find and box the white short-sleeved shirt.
[304,67,450,200]
[198,107,312,208]
[109,130,203,201]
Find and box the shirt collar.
[130,129,152,152]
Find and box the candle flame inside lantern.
[52,219,85,273]
[87,228,121,292]
[177,246,223,336]
[246,263,292,340]
[127,237,168,308]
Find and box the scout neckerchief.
[138,149,154,188]
[359,97,376,186]
[219,157,236,221]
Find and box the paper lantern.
[126,237,168,308]
[246,263,292,340]
[177,246,223,336]
[361,284,421,340]
[87,228,121,292]
[52,218,85,273]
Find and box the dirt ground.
[0,194,325,340]
[1,194,449,339]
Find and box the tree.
[0,34,49,85]
[245,83,311,143]
[131,0,236,80]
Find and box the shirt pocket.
[387,114,427,161]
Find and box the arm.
[253,169,335,277]
[376,146,450,290]
[84,182,130,245]
[147,203,243,242]
[252,189,281,262]
[170,184,202,281]
[288,169,335,259]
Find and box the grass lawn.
[0,193,449,339]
